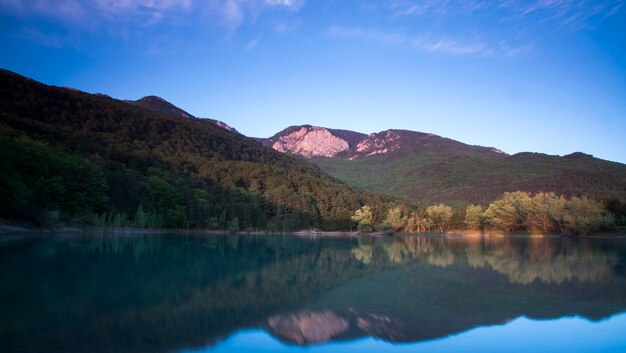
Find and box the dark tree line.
[0,69,393,230]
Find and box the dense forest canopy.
[0,69,393,230]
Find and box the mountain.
[130,95,239,133]
[259,125,626,204]
[0,69,394,229]
[259,125,503,160]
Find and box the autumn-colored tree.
[384,206,406,231]
[352,205,374,232]
[426,203,454,232]
[464,204,484,230]
[404,212,421,232]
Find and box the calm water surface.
[1,233,625,352]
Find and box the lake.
[1,233,625,352]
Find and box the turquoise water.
[1,233,625,352]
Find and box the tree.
[484,192,531,232]
[135,204,148,228]
[404,212,421,232]
[351,205,373,232]
[426,204,453,232]
[464,204,483,230]
[529,192,566,233]
[228,217,240,232]
[384,206,405,231]
[563,196,613,236]
[418,217,433,232]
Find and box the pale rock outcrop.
[355,312,405,341]
[355,130,401,157]
[211,120,236,132]
[272,127,350,158]
[267,310,349,344]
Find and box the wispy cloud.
[0,0,193,24]
[273,19,300,34]
[390,0,458,17]
[334,0,622,57]
[387,0,623,30]
[0,0,306,29]
[20,26,77,48]
[244,36,260,50]
[326,25,534,57]
[500,0,624,29]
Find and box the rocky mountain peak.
[270,125,351,158]
[260,125,512,161]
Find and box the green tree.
[228,217,240,232]
[530,192,566,233]
[484,192,531,232]
[563,196,613,236]
[426,203,453,232]
[464,204,484,230]
[134,204,148,228]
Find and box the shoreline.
[1,223,625,239]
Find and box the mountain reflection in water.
[0,234,625,352]
[190,314,626,353]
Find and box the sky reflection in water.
[193,314,626,353]
[1,234,625,352]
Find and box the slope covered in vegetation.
[312,133,626,205]
[0,69,392,230]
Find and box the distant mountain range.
[1,67,624,231]
[258,125,626,204]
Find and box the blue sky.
[1,1,625,163]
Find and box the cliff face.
[270,126,350,158]
[259,125,447,159]
[259,125,503,161]
[354,130,403,157]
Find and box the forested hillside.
[310,132,626,205]
[259,125,626,206]
[315,150,626,206]
[0,69,393,230]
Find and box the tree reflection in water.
[0,233,624,352]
